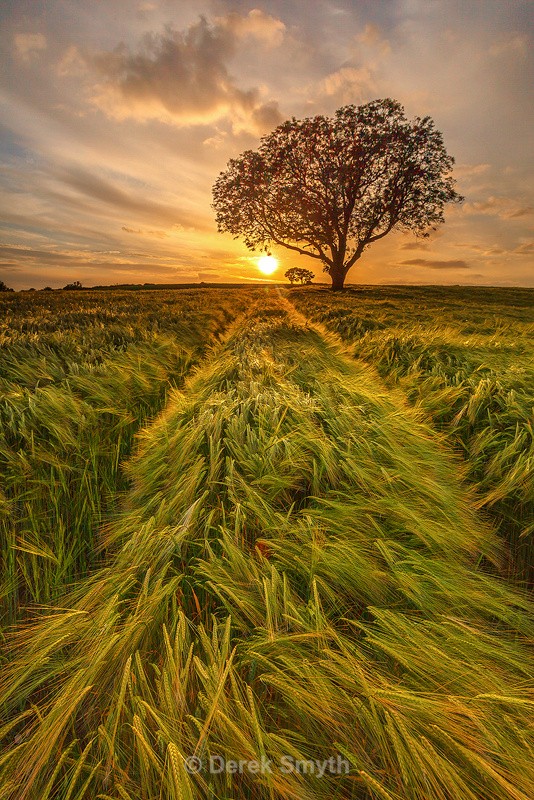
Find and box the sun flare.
[257,254,278,275]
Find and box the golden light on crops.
[257,254,278,275]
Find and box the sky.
[1,0,533,289]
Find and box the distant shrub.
[285,267,314,285]
[0,280,14,292]
[63,280,83,290]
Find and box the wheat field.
[0,286,532,800]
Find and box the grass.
[0,289,256,624]
[289,285,534,585]
[0,292,532,800]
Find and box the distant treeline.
[3,281,303,292]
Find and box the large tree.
[212,99,462,290]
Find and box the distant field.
[0,286,533,800]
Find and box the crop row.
[0,289,256,624]
[290,286,534,584]
[1,297,532,799]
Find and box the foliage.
[0,297,533,800]
[213,99,462,289]
[0,281,14,292]
[63,280,83,290]
[285,267,314,285]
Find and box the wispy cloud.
[462,196,534,220]
[399,241,430,251]
[401,258,471,270]
[56,166,205,229]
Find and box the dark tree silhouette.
[0,280,14,292]
[63,280,83,290]
[212,99,462,290]
[285,267,314,285]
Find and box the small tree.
[285,267,314,285]
[212,99,462,290]
[0,280,14,292]
[63,280,83,290]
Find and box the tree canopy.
[212,99,463,289]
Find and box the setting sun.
[257,254,278,275]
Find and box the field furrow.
[1,295,532,800]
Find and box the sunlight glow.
[257,254,278,275]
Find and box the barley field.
[290,285,534,585]
[0,286,533,800]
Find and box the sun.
[257,254,278,275]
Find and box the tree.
[63,280,83,290]
[0,280,14,292]
[212,99,462,290]
[285,267,314,285]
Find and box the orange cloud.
[90,14,283,134]
[14,33,47,62]
[454,163,491,178]
[221,9,286,49]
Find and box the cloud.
[122,225,167,238]
[56,166,205,230]
[317,66,376,102]
[399,241,430,251]
[455,243,506,256]
[513,241,534,254]
[90,14,283,133]
[202,129,228,149]
[222,9,286,48]
[357,23,391,56]
[14,33,47,62]
[248,100,283,133]
[506,206,534,219]
[401,258,471,269]
[488,34,528,59]
[57,45,86,77]
[462,196,534,220]
[454,163,491,178]
[0,243,190,274]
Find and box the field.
[290,286,534,584]
[0,285,533,800]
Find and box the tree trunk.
[330,265,346,291]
